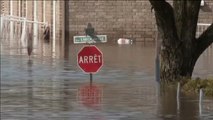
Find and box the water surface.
[1,42,213,120]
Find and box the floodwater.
[1,42,213,120]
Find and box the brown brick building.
[1,0,212,54]
[67,0,213,43]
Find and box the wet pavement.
[1,43,213,120]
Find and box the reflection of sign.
[78,84,102,108]
[73,35,107,44]
[77,45,103,73]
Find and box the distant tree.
[149,0,213,83]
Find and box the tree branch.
[195,23,213,58]
[149,0,179,47]
[149,0,174,31]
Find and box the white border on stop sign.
[77,45,104,74]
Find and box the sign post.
[77,45,103,84]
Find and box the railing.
[0,14,47,49]
[196,23,211,38]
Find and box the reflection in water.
[77,83,103,109]
[1,43,213,120]
[27,59,33,70]
[159,86,199,120]
[27,59,34,119]
[160,86,177,119]
[179,94,199,120]
[61,79,72,111]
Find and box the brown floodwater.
[1,42,213,120]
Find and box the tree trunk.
[149,0,213,83]
[160,43,197,83]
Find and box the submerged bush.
[182,78,213,97]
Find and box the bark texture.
[149,0,213,83]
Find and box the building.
[1,0,212,57]
[0,0,65,57]
[66,0,212,43]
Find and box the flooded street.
[1,43,213,120]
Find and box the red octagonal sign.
[77,45,103,73]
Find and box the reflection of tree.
[60,62,74,111]
[179,94,199,120]
[159,86,199,120]
[159,87,177,117]
[61,79,73,111]
[64,1,70,60]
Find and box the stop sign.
[77,45,103,73]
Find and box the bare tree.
[149,0,213,83]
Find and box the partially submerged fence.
[0,14,47,50]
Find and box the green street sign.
[73,35,107,44]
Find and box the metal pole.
[24,0,27,54]
[19,0,21,17]
[42,0,46,57]
[43,0,46,23]
[10,0,13,47]
[61,1,65,58]
[177,82,180,111]
[21,18,26,47]
[155,55,160,82]
[199,89,203,116]
[53,0,56,57]
[0,15,3,33]
[5,15,25,19]
[90,73,93,86]
[155,31,160,82]
[2,17,46,24]
[34,0,38,48]
[18,0,21,47]
[25,0,27,18]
